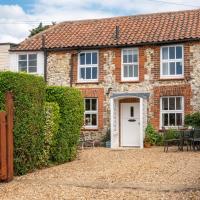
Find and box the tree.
[29,22,56,37]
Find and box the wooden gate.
[0,92,14,182]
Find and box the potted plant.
[144,135,151,148]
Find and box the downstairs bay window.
[84,98,98,129]
[161,96,184,128]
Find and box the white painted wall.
[0,44,10,71]
[9,51,44,76]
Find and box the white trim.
[77,50,99,83]
[160,96,184,129]
[160,45,184,79]
[140,98,144,149]
[83,98,98,129]
[121,48,139,82]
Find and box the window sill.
[81,128,99,131]
[75,81,99,84]
[159,77,185,81]
[120,80,140,83]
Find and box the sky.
[0,0,200,43]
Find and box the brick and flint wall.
[46,42,200,139]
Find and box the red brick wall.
[79,88,104,130]
[151,84,192,130]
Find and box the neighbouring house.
[9,9,200,148]
[0,43,16,71]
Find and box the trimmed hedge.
[0,72,46,175]
[185,112,200,128]
[46,86,84,163]
[42,102,60,165]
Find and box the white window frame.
[78,50,99,83]
[160,45,184,79]
[18,53,38,74]
[121,48,139,81]
[160,96,184,129]
[84,98,98,129]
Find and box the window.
[122,48,139,81]
[161,45,183,78]
[78,51,98,82]
[161,97,184,128]
[18,54,37,73]
[84,98,98,128]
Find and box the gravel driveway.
[0,147,200,200]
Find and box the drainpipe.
[42,35,47,82]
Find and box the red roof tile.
[12,9,200,51]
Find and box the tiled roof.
[12,9,200,51]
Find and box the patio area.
[0,147,200,200]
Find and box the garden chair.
[181,129,193,151]
[79,133,95,149]
[187,129,200,151]
[162,128,182,152]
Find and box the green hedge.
[0,72,46,175]
[42,102,60,166]
[185,112,200,128]
[46,86,84,163]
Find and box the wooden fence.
[0,92,14,182]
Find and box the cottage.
[9,9,200,148]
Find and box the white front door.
[121,103,140,147]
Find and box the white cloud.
[0,0,200,43]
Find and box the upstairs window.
[84,98,98,129]
[78,51,98,82]
[122,48,139,81]
[18,54,37,73]
[161,96,184,128]
[161,45,184,78]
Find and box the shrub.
[185,112,200,128]
[41,102,60,166]
[164,128,179,140]
[0,72,46,175]
[145,123,162,145]
[46,86,84,163]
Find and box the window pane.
[86,53,91,64]
[80,68,85,79]
[19,54,27,60]
[162,63,168,75]
[176,97,182,110]
[123,54,127,63]
[163,113,168,126]
[92,99,97,110]
[19,60,27,67]
[169,98,175,110]
[28,60,37,67]
[85,114,91,126]
[28,54,37,60]
[162,98,168,110]
[129,65,133,77]
[85,99,90,110]
[29,67,37,73]
[86,67,91,79]
[169,47,175,59]
[176,113,182,126]
[176,46,182,59]
[92,67,97,79]
[128,53,133,63]
[133,53,138,62]
[92,52,97,64]
[134,65,138,77]
[124,65,128,77]
[169,62,175,75]
[176,62,182,75]
[169,113,176,126]
[92,114,97,126]
[162,47,168,59]
[80,53,85,65]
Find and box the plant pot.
[144,143,151,148]
[105,141,111,148]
